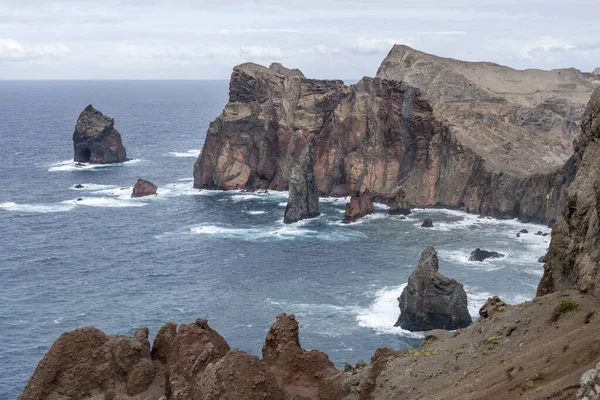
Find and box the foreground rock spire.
[73,105,128,164]
[396,246,472,331]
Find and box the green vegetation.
[551,298,579,322]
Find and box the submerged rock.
[520,229,529,234]
[73,105,128,164]
[421,218,434,228]
[74,184,84,189]
[395,247,472,331]
[132,178,157,198]
[283,143,320,224]
[343,190,374,223]
[468,248,505,262]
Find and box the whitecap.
[69,183,119,191]
[245,210,266,215]
[0,201,74,213]
[168,149,201,158]
[356,284,424,338]
[48,159,142,172]
[62,197,146,208]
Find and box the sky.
[1,0,599,79]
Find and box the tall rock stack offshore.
[194,47,599,224]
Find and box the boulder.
[20,327,160,400]
[343,190,374,223]
[395,247,472,331]
[577,361,600,400]
[538,255,547,263]
[283,143,320,224]
[196,350,285,400]
[421,218,434,228]
[262,313,347,400]
[468,248,505,262]
[73,104,128,164]
[74,184,84,189]
[153,319,230,400]
[520,229,529,234]
[478,296,508,318]
[132,178,158,198]
[389,200,412,215]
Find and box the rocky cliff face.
[195,48,597,223]
[73,105,128,164]
[538,87,600,295]
[396,247,471,331]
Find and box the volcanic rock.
[194,46,596,224]
[73,105,128,164]
[262,313,346,400]
[132,178,158,198]
[538,87,600,295]
[469,248,505,262]
[283,143,320,224]
[421,218,434,228]
[395,247,472,331]
[196,350,285,400]
[389,200,412,215]
[479,296,508,318]
[520,229,529,234]
[343,190,374,223]
[577,361,600,400]
[74,184,84,189]
[20,327,161,400]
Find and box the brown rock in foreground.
[538,86,600,295]
[343,190,374,223]
[73,105,128,164]
[194,48,598,223]
[131,178,158,198]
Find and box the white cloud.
[416,31,466,35]
[519,37,575,61]
[0,38,71,62]
[240,45,284,59]
[218,28,297,35]
[348,38,407,55]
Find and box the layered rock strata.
[195,47,599,223]
[395,247,472,331]
[73,105,128,164]
[538,87,600,295]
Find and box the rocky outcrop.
[421,218,434,228]
[262,313,346,400]
[395,247,472,331]
[478,296,508,318]
[131,178,157,198]
[389,200,411,215]
[577,361,600,400]
[283,143,320,224]
[343,190,374,223]
[538,87,600,295]
[195,48,597,223]
[469,248,505,262]
[20,327,162,400]
[73,105,128,164]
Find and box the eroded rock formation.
[538,87,600,295]
[195,47,599,223]
[283,143,320,224]
[73,105,128,164]
[131,178,158,198]
[395,247,472,331]
[343,190,374,223]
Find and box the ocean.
[0,80,551,399]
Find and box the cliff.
[195,48,599,223]
[538,86,600,295]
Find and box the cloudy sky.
[1,0,599,79]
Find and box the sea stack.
[343,190,374,223]
[73,105,128,164]
[131,179,157,198]
[283,143,319,224]
[396,247,472,331]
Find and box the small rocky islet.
[19,46,600,399]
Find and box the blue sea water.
[0,80,552,399]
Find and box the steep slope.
[195,55,590,223]
[538,86,600,295]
